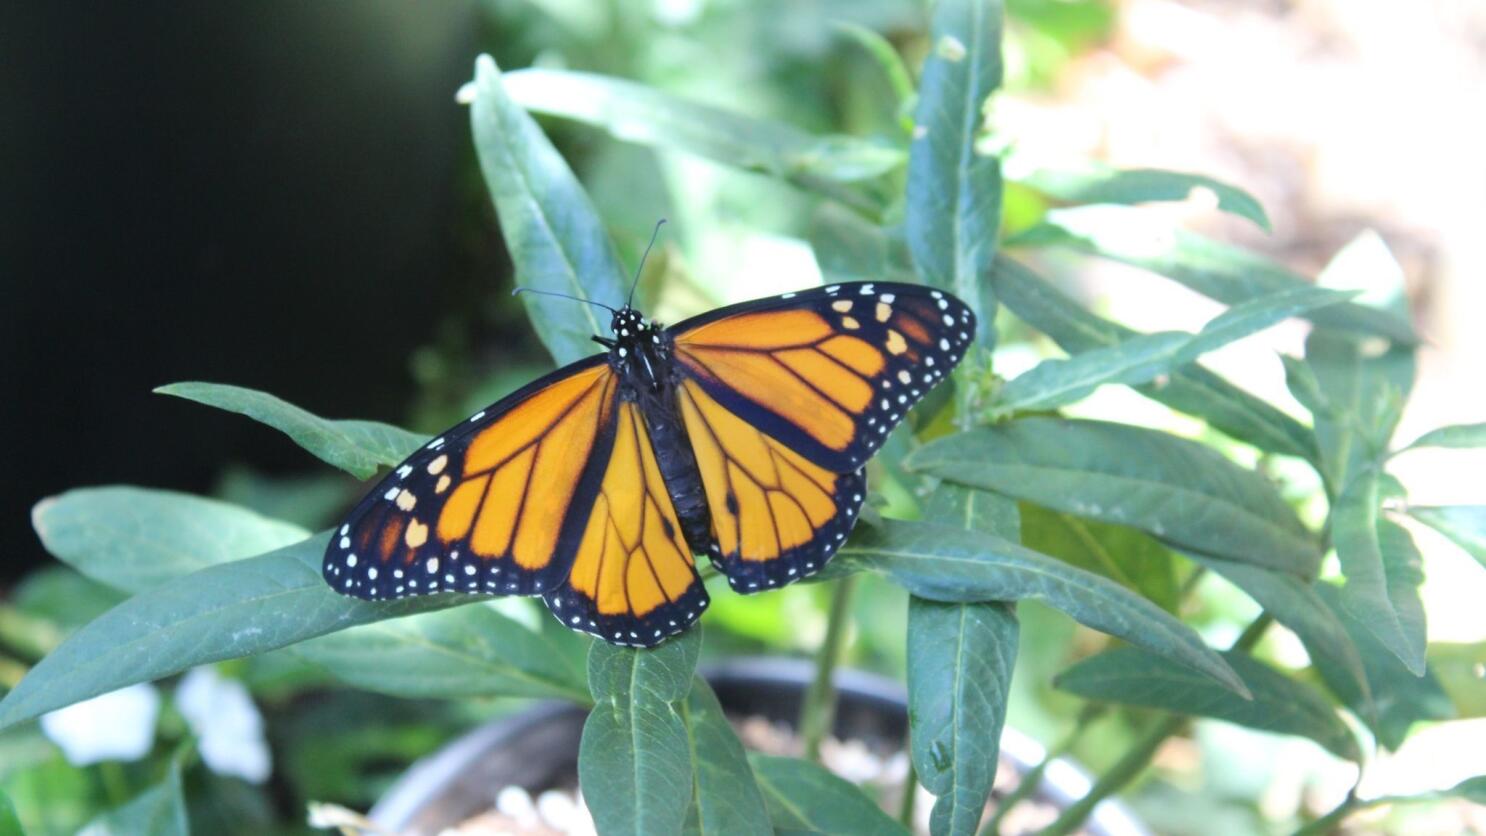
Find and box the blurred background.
[3,0,1484,833]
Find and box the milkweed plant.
[5,1,1485,834]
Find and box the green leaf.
[1055,648,1360,761]
[1304,329,1415,494]
[155,382,425,479]
[501,68,901,197]
[991,256,1317,461]
[0,534,468,731]
[992,330,1191,415]
[1448,775,1486,804]
[906,0,1005,338]
[469,57,629,367]
[1408,505,1486,569]
[1332,471,1426,675]
[840,518,1245,696]
[1402,422,1486,452]
[78,756,187,836]
[750,755,906,836]
[1314,584,1453,750]
[911,485,1019,835]
[0,789,21,836]
[1020,504,1180,612]
[580,628,701,836]
[290,604,589,703]
[32,487,309,594]
[994,284,1349,415]
[1010,206,1417,345]
[1013,163,1268,229]
[1189,556,1369,713]
[909,600,1017,834]
[680,678,772,836]
[907,418,1320,576]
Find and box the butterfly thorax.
[607,307,675,396]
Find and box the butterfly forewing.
[669,282,974,473]
[323,358,618,600]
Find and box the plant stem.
[1037,613,1273,836]
[799,576,857,762]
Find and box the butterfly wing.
[323,356,621,600]
[543,401,709,646]
[668,282,974,591]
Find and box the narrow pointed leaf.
[291,604,590,703]
[1013,164,1269,229]
[1055,648,1360,760]
[841,519,1245,695]
[992,284,1352,416]
[1332,471,1426,675]
[32,487,309,594]
[1304,329,1415,494]
[503,68,904,187]
[1314,584,1454,750]
[750,755,906,835]
[991,256,1317,460]
[907,418,1320,576]
[155,382,425,479]
[469,56,628,367]
[906,0,1004,338]
[991,330,1190,415]
[909,601,1017,834]
[911,485,1019,835]
[0,535,469,731]
[680,678,772,836]
[78,756,187,836]
[580,629,700,836]
[1403,422,1486,452]
[1408,505,1486,569]
[1190,556,1369,710]
[1010,206,1416,344]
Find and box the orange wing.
[666,282,973,590]
[324,358,619,600]
[543,402,709,646]
[671,282,974,473]
[676,377,866,592]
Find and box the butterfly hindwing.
[542,402,709,646]
[669,282,974,474]
[323,357,619,600]
[677,374,866,592]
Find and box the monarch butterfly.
[324,272,973,647]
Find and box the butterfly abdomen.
[639,385,714,554]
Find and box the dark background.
[1,4,531,583]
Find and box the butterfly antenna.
[511,287,618,315]
[627,218,668,309]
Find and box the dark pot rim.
[371,657,1148,836]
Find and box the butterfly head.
[610,307,647,340]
